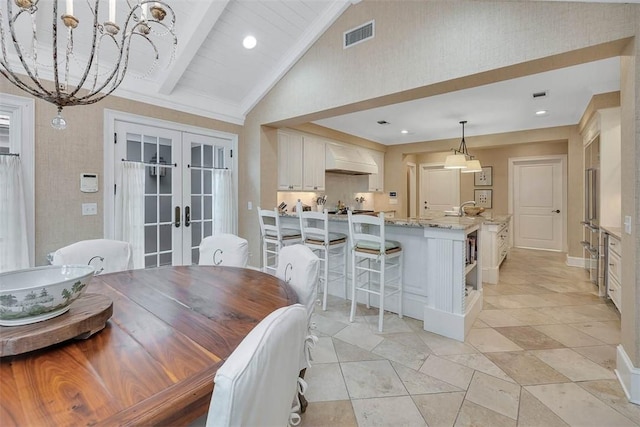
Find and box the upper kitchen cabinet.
[368,150,385,192]
[303,136,325,191]
[277,130,303,191]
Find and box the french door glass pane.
[127,130,176,268]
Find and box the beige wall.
[245,1,639,365]
[381,126,583,256]
[0,81,242,265]
[620,38,639,366]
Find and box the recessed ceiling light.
[535,110,548,116]
[401,130,409,134]
[243,35,257,49]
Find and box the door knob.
[552,209,560,213]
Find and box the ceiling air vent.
[532,90,548,99]
[344,20,374,49]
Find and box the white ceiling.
[313,57,621,145]
[0,0,633,135]
[101,0,354,124]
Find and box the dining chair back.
[198,234,248,268]
[206,304,308,427]
[257,206,301,274]
[276,244,320,326]
[347,211,403,332]
[51,239,133,275]
[297,201,348,311]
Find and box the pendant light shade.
[461,159,482,173]
[444,120,482,172]
[444,154,468,169]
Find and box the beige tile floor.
[299,248,640,427]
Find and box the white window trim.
[1,93,35,266]
[103,109,239,238]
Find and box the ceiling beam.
[158,0,230,95]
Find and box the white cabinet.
[368,150,385,192]
[277,130,303,191]
[423,225,483,341]
[606,233,622,312]
[480,219,511,284]
[302,136,325,191]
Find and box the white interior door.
[511,156,565,251]
[114,121,234,267]
[419,164,460,215]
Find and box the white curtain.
[0,155,29,272]
[115,161,145,269]
[212,169,236,234]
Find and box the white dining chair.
[198,234,248,268]
[275,244,320,414]
[347,211,403,332]
[276,244,320,331]
[257,206,301,274]
[297,201,348,311]
[51,239,133,275]
[205,304,308,427]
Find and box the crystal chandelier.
[444,120,482,173]
[0,0,177,129]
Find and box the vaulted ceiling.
[1,0,634,141]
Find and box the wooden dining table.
[0,265,298,426]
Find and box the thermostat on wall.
[80,173,98,193]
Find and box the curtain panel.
[0,155,29,272]
[115,161,145,269]
[212,169,236,235]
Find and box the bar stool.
[347,211,403,332]
[257,207,301,274]
[297,201,348,311]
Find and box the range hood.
[325,144,378,175]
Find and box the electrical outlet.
[248,201,253,210]
[82,203,97,215]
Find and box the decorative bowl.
[0,265,95,326]
[463,206,485,216]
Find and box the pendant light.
[444,120,482,172]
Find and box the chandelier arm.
[66,0,102,100]
[52,0,62,104]
[6,2,54,99]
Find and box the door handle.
[552,209,560,213]
[175,206,181,227]
[185,206,191,227]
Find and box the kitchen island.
[280,211,509,341]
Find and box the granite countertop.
[282,210,511,231]
[601,225,622,240]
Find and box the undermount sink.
[444,210,460,217]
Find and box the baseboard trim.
[566,255,586,268]
[616,344,640,405]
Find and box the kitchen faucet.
[459,200,476,216]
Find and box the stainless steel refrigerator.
[581,127,605,298]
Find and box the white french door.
[112,119,234,267]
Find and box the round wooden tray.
[0,293,113,357]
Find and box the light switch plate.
[82,203,97,216]
[624,215,632,235]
